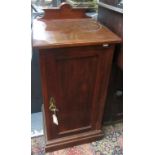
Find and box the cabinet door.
[39,45,114,141]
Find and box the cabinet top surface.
[32,18,121,49]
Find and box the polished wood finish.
[33,18,121,49]
[33,3,121,152]
[39,45,116,151]
[41,3,89,20]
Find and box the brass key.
[49,97,59,125]
[49,97,59,112]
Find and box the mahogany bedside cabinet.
[32,3,121,152]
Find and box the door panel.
[56,54,98,136]
[39,46,113,140]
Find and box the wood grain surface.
[41,2,89,20]
[33,18,121,49]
